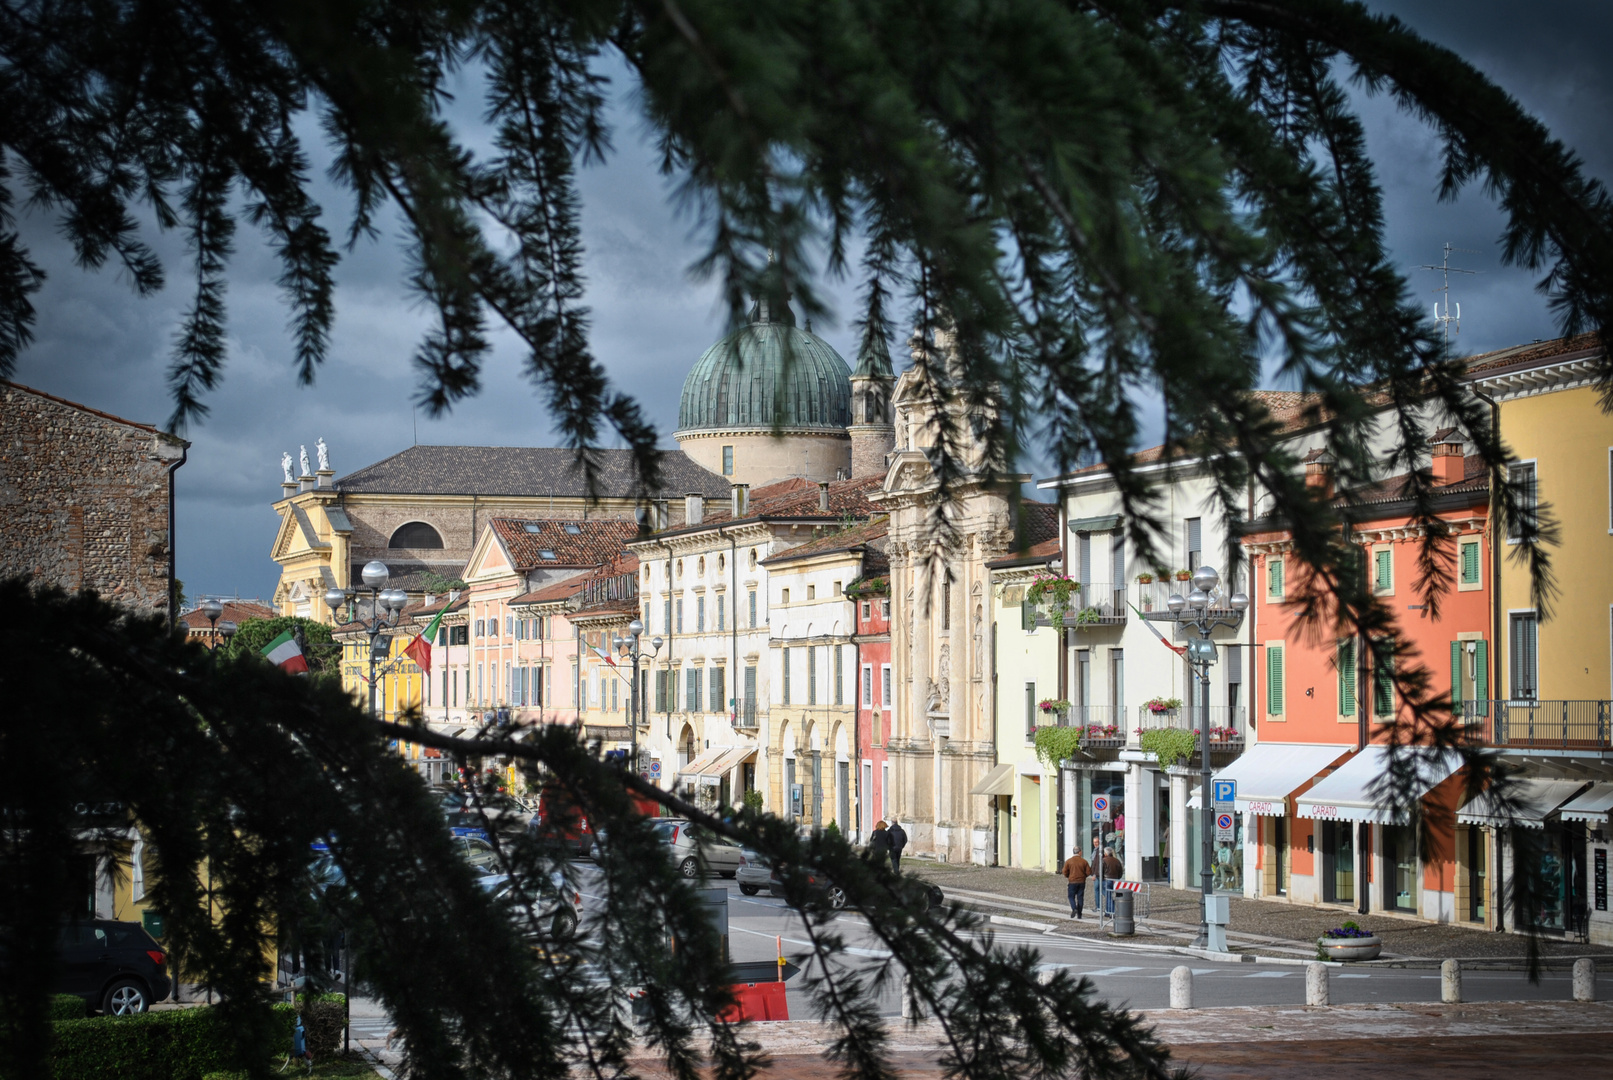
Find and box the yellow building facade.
[1470,341,1613,702]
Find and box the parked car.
[456,834,504,873]
[436,787,533,839]
[528,788,595,857]
[477,870,583,939]
[769,868,943,914]
[736,848,772,895]
[54,919,172,1015]
[653,819,743,878]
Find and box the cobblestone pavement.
[904,859,1613,961]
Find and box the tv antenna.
[1417,243,1480,352]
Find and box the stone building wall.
[0,382,186,614]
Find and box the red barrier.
[717,981,789,1022]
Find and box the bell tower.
[848,336,896,478]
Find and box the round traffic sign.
[1217,813,1234,831]
[1093,795,1109,812]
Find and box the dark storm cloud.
[7,2,1609,601]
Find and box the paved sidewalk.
[627,1001,1613,1078]
[905,860,1613,962]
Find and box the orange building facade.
[1238,440,1492,924]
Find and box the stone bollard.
[1441,959,1462,1003]
[1169,965,1193,1010]
[1573,958,1596,1002]
[902,973,926,1019]
[1305,962,1329,1006]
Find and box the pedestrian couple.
[1060,846,1122,919]
[865,818,908,871]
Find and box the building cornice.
[1470,355,1602,401]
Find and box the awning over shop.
[971,762,1017,796]
[1207,742,1354,817]
[1556,782,1613,825]
[677,745,756,786]
[1295,745,1464,824]
[1067,514,1121,533]
[1457,779,1588,829]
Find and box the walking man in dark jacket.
[887,818,908,871]
[1060,849,1092,919]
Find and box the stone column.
[1169,773,1190,889]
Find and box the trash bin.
[1112,890,1135,936]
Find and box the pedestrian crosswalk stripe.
[1082,966,1144,976]
[1244,971,1290,977]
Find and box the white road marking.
[729,924,893,958]
[1082,966,1144,976]
[1336,973,1370,979]
[1244,971,1290,978]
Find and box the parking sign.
[1092,794,1111,822]
[1213,779,1236,806]
[1215,811,1235,841]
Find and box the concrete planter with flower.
[1318,921,1381,961]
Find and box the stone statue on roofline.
[281,452,294,484]
[299,444,311,477]
[316,437,329,471]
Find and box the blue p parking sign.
[1213,779,1236,805]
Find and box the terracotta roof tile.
[1338,454,1489,507]
[490,517,639,570]
[761,517,889,566]
[180,599,279,630]
[335,444,729,498]
[1462,332,1602,378]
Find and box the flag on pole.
[405,607,446,673]
[1128,603,1187,657]
[589,641,617,668]
[262,630,310,674]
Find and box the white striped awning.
[1295,746,1464,825]
[1456,779,1588,829]
[1557,782,1613,825]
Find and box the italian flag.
[262,630,310,674]
[405,607,445,674]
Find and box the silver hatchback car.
[735,848,772,895]
[653,818,743,878]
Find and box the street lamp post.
[325,560,405,720]
[1155,565,1248,950]
[199,598,238,651]
[615,620,663,775]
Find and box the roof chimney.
[731,483,749,518]
[685,492,704,525]
[1304,451,1335,500]
[818,481,831,512]
[1431,440,1465,486]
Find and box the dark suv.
[55,920,172,1014]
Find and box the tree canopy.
[222,616,341,679]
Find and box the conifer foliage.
[0,581,1181,1080]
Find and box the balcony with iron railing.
[1041,703,1127,748]
[1035,588,1129,630]
[731,698,760,730]
[1460,700,1613,752]
[1135,704,1247,752]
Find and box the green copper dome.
[677,302,852,433]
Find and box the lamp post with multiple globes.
[615,619,663,773]
[325,560,406,721]
[1156,565,1248,950]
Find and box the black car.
[55,919,172,1015]
[769,867,943,914]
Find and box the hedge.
[49,996,87,1021]
[35,1003,300,1080]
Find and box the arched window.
[389,522,444,549]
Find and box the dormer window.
[564,522,582,534]
[523,523,542,533]
[540,550,556,560]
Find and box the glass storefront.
[1321,821,1354,905]
[1466,826,1486,922]
[1532,821,1586,932]
[1072,769,1126,862]
[1184,806,1243,891]
[1383,824,1418,912]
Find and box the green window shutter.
[1473,640,1489,715]
[1450,641,1464,717]
[1373,643,1395,717]
[1375,549,1392,591]
[1269,559,1284,597]
[1022,597,1037,631]
[1267,646,1284,715]
[1339,641,1356,715]
[1460,541,1480,585]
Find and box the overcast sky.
[9,0,1611,604]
